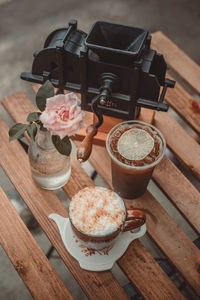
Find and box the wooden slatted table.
[0,32,200,300]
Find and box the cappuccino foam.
[69,187,125,236]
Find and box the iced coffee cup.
[106,120,166,199]
[69,186,146,250]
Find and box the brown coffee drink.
[106,121,166,199]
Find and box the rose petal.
[39,92,84,138]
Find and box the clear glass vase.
[28,129,71,190]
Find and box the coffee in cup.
[69,186,146,250]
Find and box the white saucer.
[49,213,146,271]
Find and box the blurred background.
[0,0,200,299]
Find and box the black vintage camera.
[21,19,175,125]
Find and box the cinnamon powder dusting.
[69,187,125,235]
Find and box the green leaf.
[9,123,28,141]
[36,80,54,111]
[52,135,72,156]
[27,124,37,142]
[27,112,41,123]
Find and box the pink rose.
[40,93,85,139]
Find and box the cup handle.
[123,210,146,232]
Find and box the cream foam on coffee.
[69,187,126,236]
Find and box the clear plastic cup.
[106,120,166,199]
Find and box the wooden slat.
[154,111,200,181]
[0,187,73,300]
[1,94,185,300]
[1,91,37,123]
[153,155,200,234]
[0,121,128,300]
[152,31,200,95]
[118,239,183,300]
[165,74,200,135]
[88,146,200,295]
